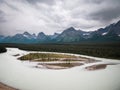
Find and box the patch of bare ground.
[85,63,117,71]
[19,53,101,70]
[37,63,84,69]
[0,82,18,90]
[13,54,20,57]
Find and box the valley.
[0,0,120,90]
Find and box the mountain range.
[0,20,120,43]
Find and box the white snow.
[23,34,30,38]
[83,33,90,35]
[0,48,120,90]
[118,34,120,37]
[23,34,36,39]
[102,32,108,35]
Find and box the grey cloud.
[0,10,6,23]
[87,0,120,23]
[0,0,120,36]
[84,0,105,4]
[68,21,95,30]
[73,0,120,23]
[0,0,4,3]
[85,0,120,4]
[26,0,55,5]
[89,7,120,22]
[4,1,20,11]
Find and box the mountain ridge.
[0,20,120,43]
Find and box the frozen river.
[0,48,120,90]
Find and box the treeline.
[0,46,7,53]
[0,43,120,59]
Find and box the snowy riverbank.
[0,48,120,90]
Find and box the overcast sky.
[0,0,120,36]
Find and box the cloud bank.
[0,0,120,36]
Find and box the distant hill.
[0,20,120,43]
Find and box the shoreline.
[0,82,18,90]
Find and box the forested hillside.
[0,43,120,59]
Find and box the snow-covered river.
[0,48,120,90]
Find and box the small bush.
[0,46,7,53]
